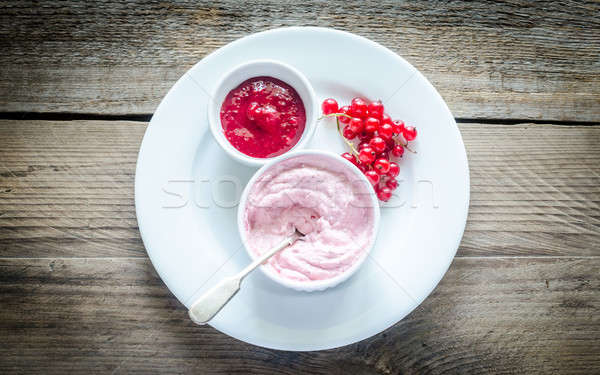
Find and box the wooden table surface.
[1,1,599,374]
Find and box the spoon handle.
[188,231,303,325]
[188,275,241,325]
[239,230,303,278]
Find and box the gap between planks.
[0,112,600,126]
[0,256,598,260]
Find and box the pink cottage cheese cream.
[242,154,377,283]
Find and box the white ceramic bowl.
[237,149,381,292]
[208,60,318,167]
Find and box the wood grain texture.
[0,257,598,374]
[1,120,599,258]
[462,123,600,256]
[0,120,145,257]
[1,1,599,121]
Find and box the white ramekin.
[208,60,318,168]
[237,150,381,292]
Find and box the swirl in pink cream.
[243,155,376,282]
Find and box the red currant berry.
[350,97,368,119]
[373,158,391,175]
[380,151,390,160]
[365,117,380,133]
[378,123,394,140]
[339,105,351,124]
[392,120,405,136]
[386,178,398,190]
[349,117,364,133]
[364,170,380,186]
[385,138,396,151]
[381,113,393,126]
[403,126,417,141]
[377,186,393,202]
[367,100,384,119]
[364,119,378,133]
[369,136,386,153]
[357,163,368,173]
[358,132,371,142]
[341,152,357,165]
[358,147,376,164]
[342,126,356,140]
[387,162,400,178]
[322,98,338,115]
[391,144,405,157]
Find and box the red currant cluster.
[321,97,417,202]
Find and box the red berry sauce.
[220,76,306,158]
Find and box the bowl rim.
[207,59,318,167]
[237,149,381,292]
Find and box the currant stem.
[336,118,359,157]
[398,137,416,154]
[394,133,416,154]
[319,113,354,121]
[404,144,417,154]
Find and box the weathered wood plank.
[461,123,600,256]
[1,1,599,121]
[0,120,599,258]
[0,257,598,374]
[0,120,145,257]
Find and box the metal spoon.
[188,228,305,325]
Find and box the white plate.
[135,27,469,351]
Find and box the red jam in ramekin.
[220,76,306,158]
